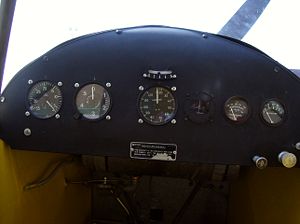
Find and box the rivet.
[274,67,280,73]
[57,82,63,87]
[143,73,148,78]
[138,86,144,91]
[115,29,122,34]
[0,96,5,103]
[171,86,176,92]
[202,33,208,39]
[106,115,111,120]
[24,128,31,136]
[28,80,33,85]
[74,83,80,88]
[138,119,144,124]
[171,119,176,124]
[25,111,30,117]
[295,142,300,150]
[106,82,112,88]
[55,114,60,119]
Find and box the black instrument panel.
[1,26,300,167]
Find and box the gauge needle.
[46,100,55,112]
[91,86,95,100]
[156,88,159,104]
[266,111,274,124]
[230,107,237,121]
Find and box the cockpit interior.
[1,1,300,224]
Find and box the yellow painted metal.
[0,140,91,224]
[228,167,300,224]
[3,136,300,224]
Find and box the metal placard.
[130,142,177,161]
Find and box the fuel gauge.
[224,97,249,123]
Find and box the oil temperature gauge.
[261,100,285,126]
[224,97,249,123]
[76,83,111,120]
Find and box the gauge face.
[76,84,111,120]
[184,92,214,123]
[28,81,62,119]
[224,97,249,123]
[139,87,176,125]
[262,100,285,125]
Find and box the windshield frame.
[0,0,16,92]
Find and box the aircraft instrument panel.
[1,26,300,167]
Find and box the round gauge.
[224,97,249,123]
[139,86,176,125]
[184,92,215,123]
[261,100,285,125]
[76,83,111,120]
[28,81,63,119]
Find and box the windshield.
[2,0,300,90]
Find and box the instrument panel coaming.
[1,26,300,167]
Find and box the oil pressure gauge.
[76,83,111,120]
[224,96,249,123]
[261,100,285,126]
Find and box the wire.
[23,156,75,191]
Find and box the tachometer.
[261,100,285,126]
[75,83,111,120]
[139,86,176,125]
[28,81,62,119]
[224,96,249,123]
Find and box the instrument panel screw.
[172,74,177,78]
[106,115,111,120]
[171,86,176,91]
[143,73,148,78]
[25,111,30,117]
[202,33,208,39]
[74,83,80,88]
[138,86,144,91]
[28,80,33,85]
[57,81,63,87]
[295,142,300,150]
[115,29,122,34]
[106,82,112,88]
[42,56,49,61]
[0,96,5,103]
[138,119,144,124]
[24,128,31,136]
[55,114,60,119]
[171,119,177,124]
[274,66,280,73]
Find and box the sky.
[2,0,300,90]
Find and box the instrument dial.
[28,81,62,119]
[224,97,249,123]
[76,83,111,120]
[262,100,285,125]
[139,87,176,125]
[184,92,214,123]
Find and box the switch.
[252,156,268,169]
[278,151,297,168]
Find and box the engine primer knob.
[278,151,297,168]
[252,156,268,169]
